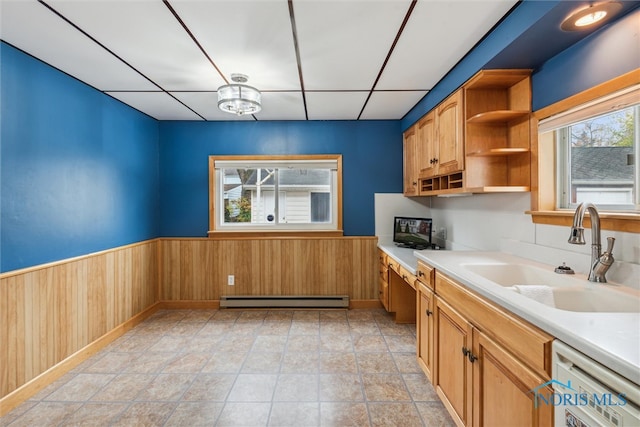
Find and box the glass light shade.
[560,2,622,31]
[574,10,607,27]
[217,84,261,116]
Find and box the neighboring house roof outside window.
[571,146,634,182]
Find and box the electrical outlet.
[227,275,235,286]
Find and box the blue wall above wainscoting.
[158,120,403,237]
[0,42,160,272]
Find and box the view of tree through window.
[559,104,638,209]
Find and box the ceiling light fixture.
[560,2,622,31]
[217,74,261,116]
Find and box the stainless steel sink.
[460,263,640,313]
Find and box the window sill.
[527,210,640,233]
[207,230,345,239]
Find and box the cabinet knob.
[433,158,439,164]
[412,181,417,186]
[426,309,433,316]
[462,347,469,356]
[468,352,478,363]
[418,271,424,277]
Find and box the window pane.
[565,106,637,208]
[311,192,331,222]
[277,168,331,224]
[223,168,276,224]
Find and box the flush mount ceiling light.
[217,74,261,116]
[560,1,622,31]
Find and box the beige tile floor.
[1,308,455,426]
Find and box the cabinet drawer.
[416,260,435,290]
[387,258,400,274]
[378,249,388,266]
[435,271,552,377]
[379,264,388,281]
[398,266,417,290]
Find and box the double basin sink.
[459,263,640,313]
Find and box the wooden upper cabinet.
[405,69,533,197]
[435,90,465,176]
[417,111,437,178]
[403,126,419,196]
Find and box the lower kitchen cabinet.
[473,329,553,427]
[416,274,435,382]
[378,249,389,311]
[434,297,473,426]
[432,270,554,427]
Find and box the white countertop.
[378,242,640,385]
[378,242,442,276]
[409,250,640,386]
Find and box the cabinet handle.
[412,181,417,186]
[434,158,439,164]
[426,309,433,316]
[468,352,478,363]
[462,347,469,357]
[402,274,408,280]
[418,271,424,277]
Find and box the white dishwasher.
[552,340,640,427]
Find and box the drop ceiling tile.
[170,92,255,121]
[169,1,299,91]
[376,0,518,90]
[294,0,412,90]
[256,92,306,121]
[0,1,156,91]
[306,92,369,120]
[46,0,225,91]
[360,91,428,120]
[106,92,203,121]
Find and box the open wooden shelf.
[465,186,530,193]
[466,110,530,124]
[466,148,529,157]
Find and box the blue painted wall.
[158,120,402,237]
[0,42,160,272]
[1,1,637,271]
[532,8,640,111]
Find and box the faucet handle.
[604,236,615,255]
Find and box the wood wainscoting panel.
[159,237,379,302]
[0,240,159,404]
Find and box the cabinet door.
[378,253,389,311]
[417,283,435,382]
[417,111,437,177]
[435,297,473,427]
[472,330,553,427]
[403,127,419,196]
[436,90,464,175]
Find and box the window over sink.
[530,70,640,233]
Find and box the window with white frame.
[539,85,639,212]
[210,155,342,232]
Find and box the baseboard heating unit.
[220,295,349,309]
